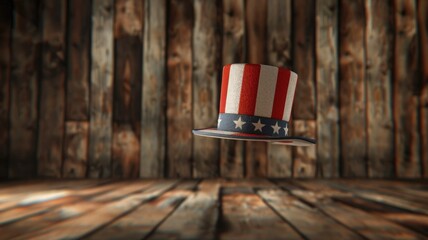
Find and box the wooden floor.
[0,179,427,240]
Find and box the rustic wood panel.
[393,0,421,178]
[37,0,66,177]
[292,0,316,120]
[88,0,114,178]
[365,0,394,178]
[112,124,140,178]
[339,0,367,177]
[66,0,91,121]
[293,120,317,178]
[167,0,193,177]
[113,0,142,124]
[266,0,293,178]
[112,0,143,178]
[192,0,220,178]
[419,0,428,178]
[245,0,267,178]
[0,0,12,178]
[140,0,166,178]
[9,0,40,178]
[220,0,245,178]
[63,121,89,178]
[315,0,340,178]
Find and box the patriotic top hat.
[192,63,316,146]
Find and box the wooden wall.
[0,0,427,178]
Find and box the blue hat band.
[217,113,289,137]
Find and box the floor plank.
[220,186,303,240]
[0,180,425,240]
[289,181,425,239]
[0,181,136,239]
[147,180,220,240]
[84,181,197,240]
[258,189,363,239]
[13,181,178,240]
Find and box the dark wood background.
[0,0,427,179]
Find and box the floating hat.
[192,63,316,146]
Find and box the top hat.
[192,63,316,146]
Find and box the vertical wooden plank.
[0,0,12,178]
[141,0,166,178]
[63,122,89,178]
[9,0,40,178]
[89,0,114,178]
[292,0,316,120]
[419,0,428,177]
[112,0,143,178]
[365,0,394,178]
[66,0,91,121]
[393,0,421,178]
[220,0,245,178]
[245,0,267,178]
[266,0,293,178]
[112,124,140,178]
[167,0,193,177]
[192,0,220,177]
[291,0,316,179]
[37,0,66,177]
[339,0,367,177]
[293,120,317,178]
[315,0,340,178]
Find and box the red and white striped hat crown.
[193,63,315,146]
[219,63,297,121]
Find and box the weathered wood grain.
[88,0,114,178]
[328,181,428,215]
[112,0,143,178]
[0,183,123,239]
[9,0,40,178]
[66,0,91,121]
[220,0,245,178]
[13,181,176,240]
[112,124,140,178]
[36,0,66,177]
[339,0,367,177]
[140,0,166,178]
[0,181,117,225]
[292,120,317,178]
[315,0,340,178]
[62,122,89,178]
[220,140,244,178]
[292,182,424,239]
[394,0,421,178]
[148,180,220,240]
[192,0,220,178]
[245,0,267,178]
[220,189,303,239]
[167,0,193,178]
[418,0,428,178]
[258,189,363,239]
[113,0,142,124]
[266,0,293,178]
[85,183,192,240]
[0,0,12,178]
[365,0,394,178]
[292,0,316,120]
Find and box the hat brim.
[193,128,315,146]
